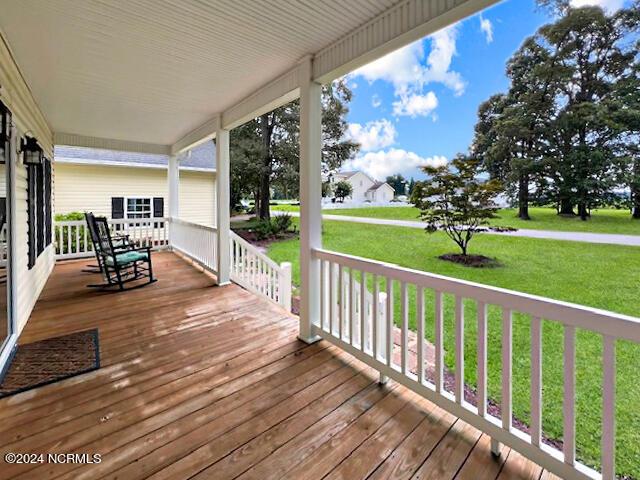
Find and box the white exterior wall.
[54,163,216,227]
[371,184,395,203]
[344,172,374,203]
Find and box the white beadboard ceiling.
[0,0,398,145]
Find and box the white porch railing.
[230,230,292,311]
[54,218,169,259]
[169,217,218,274]
[54,217,292,310]
[312,247,640,480]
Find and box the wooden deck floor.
[0,251,553,480]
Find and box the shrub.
[253,219,274,240]
[272,213,293,234]
[54,211,90,254]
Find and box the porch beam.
[222,68,300,130]
[54,132,171,156]
[170,117,219,156]
[313,0,499,84]
[215,125,231,286]
[298,56,322,344]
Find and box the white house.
[54,142,217,227]
[330,171,395,203]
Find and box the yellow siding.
[54,163,216,226]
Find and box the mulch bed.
[439,253,502,268]
[0,329,100,398]
[234,229,298,250]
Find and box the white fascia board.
[55,157,215,173]
[313,0,500,84]
[54,132,171,156]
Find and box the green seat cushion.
[106,251,149,266]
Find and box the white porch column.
[298,56,322,344]
[167,154,179,244]
[215,129,231,286]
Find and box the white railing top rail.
[313,247,640,343]
[230,230,282,271]
[169,216,217,233]
[55,217,170,225]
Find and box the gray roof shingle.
[54,141,216,170]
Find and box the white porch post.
[298,56,322,344]
[167,154,179,245]
[215,128,231,286]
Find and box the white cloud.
[351,25,465,116]
[371,94,382,108]
[569,0,624,12]
[423,26,465,96]
[343,148,448,179]
[479,15,493,43]
[346,119,397,152]
[392,91,438,118]
[353,41,425,96]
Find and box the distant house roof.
[335,171,360,179]
[54,141,216,172]
[366,181,392,193]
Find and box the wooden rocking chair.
[86,214,156,290]
[84,212,131,274]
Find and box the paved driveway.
[274,211,640,247]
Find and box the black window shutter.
[27,165,36,269]
[111,197,124,219]
[36,163,45,255]
[44,160,52,246]
[153,197,164,218]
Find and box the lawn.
[270,204,640,235]
[267,220,640,478]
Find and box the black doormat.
[0,329,100,398]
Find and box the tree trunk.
[578,201,589,221]
[258,114,272,221]
[558,197,575,216]
[518,173,530,220]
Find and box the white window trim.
[125,196,153,219]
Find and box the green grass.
[270,204,640,235]
[267,220,640,478]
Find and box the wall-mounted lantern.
[21,137,43,165]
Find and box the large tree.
[230,79,358,220]
[474,3,640,220]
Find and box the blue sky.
[341,0,627,181]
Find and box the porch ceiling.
[0,0,397,146]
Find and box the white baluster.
[502,309,513,431]
[416,286,424,384]
[400,282,408,375]
[435,291,443,393]
[564,325,576,465]
[531,316,542,446]
[602,335,616,480]
[455,295,464,404]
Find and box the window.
[126,198,151,219]
[111,197,164,220]
[26,154,52,270]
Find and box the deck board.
[0,252,550,480]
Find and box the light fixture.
[21,136,42,165]
[0,103,9,163]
